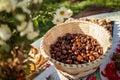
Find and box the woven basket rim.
[40,20,112,68]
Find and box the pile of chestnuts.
[50,33,103,64]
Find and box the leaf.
[41,16,46,24]
[33,19,39,27]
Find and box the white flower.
[26,21,34,32]
[0,24,11,41]
[27,30,39,40]
[20,21,34,37]
[53,6,73,25]
[17,1,31,14]
[0,0,10,12]
[20,20,38,38]
[66,9,73,18]
[56,6,68,18]
[17,1,28,8]
[22,7,31,14]
[17,22,27,32]
[52,15,64,25]
[10,0,17,11]
[16,14,26,22]
[0,0,17,12]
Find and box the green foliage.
[34,0,120,38]
[32,0,60,37]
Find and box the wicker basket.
[40,20,112,78]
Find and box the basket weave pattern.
[40,20,112,78]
